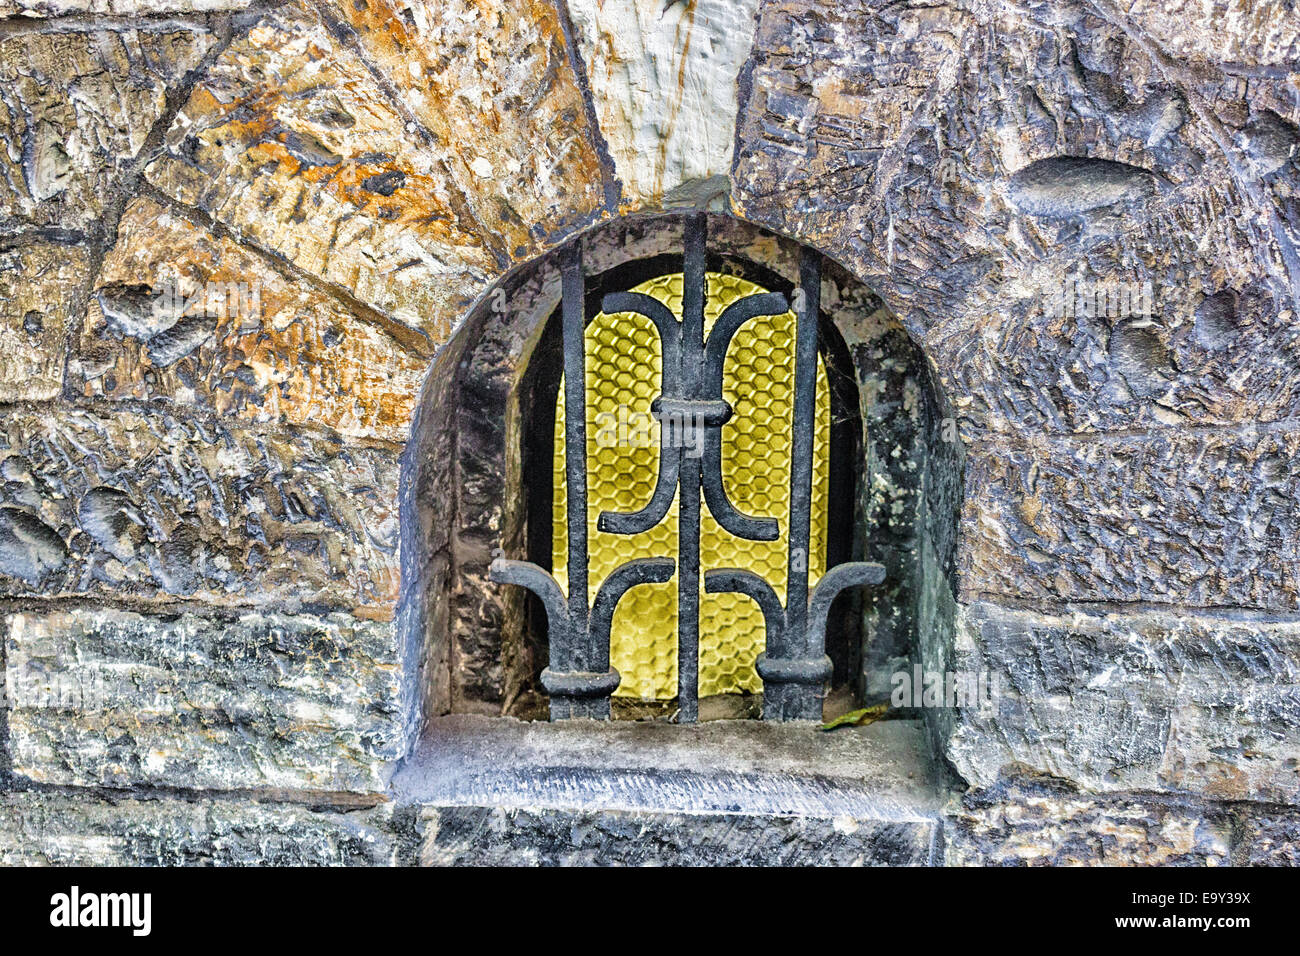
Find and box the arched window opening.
[409,213,959,733]
[497,215,876,722]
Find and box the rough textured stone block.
[0,792,395,866]
[419,805,934,866]
[0,240,92,402]
[1236,809,1300,865]
[0,1,249,14]
[939,602,1300,804]
[734,0,1012,336]
[0,28,215,233]
[328,0,609,252]
[1117,0,1299,66]
[0,408,399,615]
[146,2,498,339]
[944,780,1233,866]
[926,203,1297,436]
[737,0,969,218]
[5,606,406,791]
[732,0,1298,354]
[0,0,1291,872]
[75,197,427,442]
[566,0,759,208]
[398,715,945,866]
[960,425,1300,610]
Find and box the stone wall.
[0,0,1297,864]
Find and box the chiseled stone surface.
[0,27,216,234]
[402,715,944,866]
[734,0,1001,336]
[145,2,500,343]
[0,408,400,615]
[399,714,947,803]
[0,0,249,14]
[0,791,395,866]
[928,218,1299,437]
[944,779,1234,866]
[1236,808,1300,865]
[567,0,761,208]
[75,197,427,443]
[419,805,933,866]
[736,0,969,247]
[960,426,1300,610]
[733,0,1298,358]
[1114,0,1299,67]
[5,607,406,792]
[328,0,611,256]
[938,602,1300,804]
[0,240,92,403]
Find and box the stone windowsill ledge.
[395,714,949,821]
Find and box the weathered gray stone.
[0,0,1292,871]
[938,602,1300,804]
[1236,808,1300,865]
[145,2,500,342]
[0,407,400,615]
[0,0,249,14]
[419,805,933,866]
[734,0,1033,337]
[960,425,1300,610]
[733,0,1298,357]
[1113,0,1299,67]
[0,617,8,788]
[5,606,406,791]
[0,28,216,233]
[1007,157,1163,219]
[398,715,945,865]
[926,190,1296,437]
[0,791,395,866]
[944,779,1233,866]
[74,197,428,442]
[0,239,92,403]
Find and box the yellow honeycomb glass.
[553,272,830,701]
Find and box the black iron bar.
[561,244,589,647]
[785,248,819,655]
[675,212,707,723]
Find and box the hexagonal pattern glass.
[553,272,830,700]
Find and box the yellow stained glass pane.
[553,272,830,701]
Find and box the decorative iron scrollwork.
[491,215,885,721]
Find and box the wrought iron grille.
[490,215,885,722]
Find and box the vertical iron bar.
[786,248,820,648]
[757,246,826,720]
[676,213,707,723]
[560,243,587,687]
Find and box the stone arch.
[402,211,961,730]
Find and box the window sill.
[393,714,950,865]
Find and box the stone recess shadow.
[394,715,952,865]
